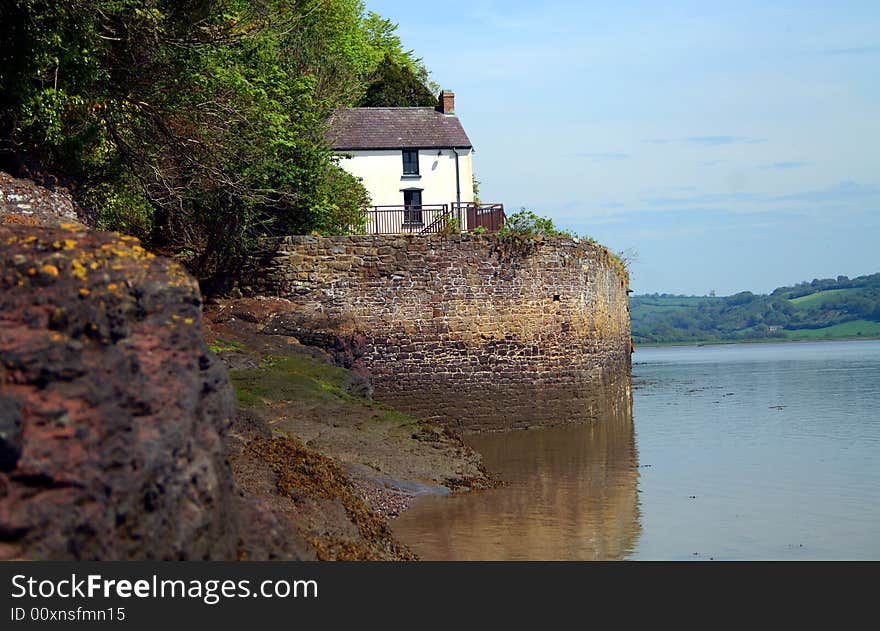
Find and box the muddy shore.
[203,297,496,558]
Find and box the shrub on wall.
[499,208,580,239]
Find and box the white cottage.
[326,91,504,234]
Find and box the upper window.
[402,149,419,175]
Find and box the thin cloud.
[642,181,879,209]
[644,136,765,146]
[685,136,765,146]
[816,45,880,56]
[572,152,630,161]
[759,161,811,170]
[644,192,765,207]
[640,185,699,194]
[775,180,877,203]
[558,199,626,213]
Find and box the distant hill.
[631,273,880,345]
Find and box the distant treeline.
[632,273,880,344]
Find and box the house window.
[402,149,419,175]
[403,189,423,225]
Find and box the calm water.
[391,340,880,560]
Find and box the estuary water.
[391,340,880,560]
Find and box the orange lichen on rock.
[2,214,41,226]
[71,259,87,280]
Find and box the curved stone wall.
[246,234,631,432]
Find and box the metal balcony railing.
[454,202,506,233]
[365,204,448,234]
[361,203,505,235]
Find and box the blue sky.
[366,0,879,295]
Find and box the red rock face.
[0,221,238,559]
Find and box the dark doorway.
[403,189,423,225]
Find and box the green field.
[783,319,880,340]
[789,288,859,307]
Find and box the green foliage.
[472,173,482,205]
[471,225,487,235]
[0,0,423,284]
[362,12,436,93]
[631,273,880,344]
[232,354,355,408]
[83,177,154,240]
[438,214,461,236]
[782,319,880,340]
[498,208,579,239]
[207,338,247,354]
[789,288,858,306]
[358,54,438,107]
[490,208,625,281]
[309,164,370,235]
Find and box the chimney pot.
[438,90,455,115]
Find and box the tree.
[362,11,436,92]
[358,54,438,107]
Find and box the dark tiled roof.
[326,107,473,150]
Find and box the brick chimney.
[438,90,455,115]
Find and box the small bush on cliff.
[499,209,576,239]
[498,208,589,243]
[495,209,629,283]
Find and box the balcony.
[362,203,505,235]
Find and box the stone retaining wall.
[244,234,631,432]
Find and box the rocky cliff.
[0,215,246,559]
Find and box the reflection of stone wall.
[245,233,631,431]
[391,379,639,560]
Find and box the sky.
[365,0,880,295]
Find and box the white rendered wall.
[336,148,474,208]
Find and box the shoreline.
[203,297,498,557]
[635,335,880,350]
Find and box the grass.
[231,354,352,407]
[789,288,859,308]
[636,319,880,347]
[229,352,422,428]
[783,319,880,340]
[207,338,247,354]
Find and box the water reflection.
[392,380,639,560]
